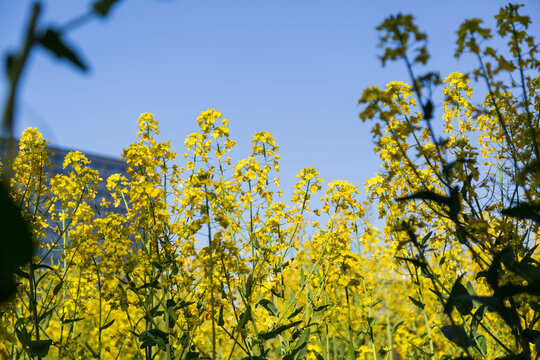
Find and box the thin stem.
[2,2,41,183]
[204,188,217,360]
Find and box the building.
[1,138,130,264]
[1,138,128,208]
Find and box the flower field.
[0,3,539,360]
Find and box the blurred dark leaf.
[423,100,434,120]
[0,182,33,303]
[398,190,451,206]
[501,202,540,223]
[457,296,504,313]
[15,327,31,347]
[38,309,54,323]
[6,53,18,82]
[99,319,115,331]
[494,353,529,360]
[258,321,302,341]
[257,299,279,318]
[288,306,303,320]
[138,329,168,350]
[85,341,99,358]
[186,351,200,360]
[440,325,471,347]
[61,317,84,324]
[523,328,540,344]
[28,339,52,357]
[93,0,122,17]
[177,300,195,309]
[313,305,330,312]
[218,305,224,326]
[444,277,472,316]
[408,296,425,310]
[37,29,88,71]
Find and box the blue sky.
[1,0,539,202]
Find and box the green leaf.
[38,308,54,323]
[408,341,434,357]
[15,327,31,347]
[440,325,471,347]
[465,280,476,297]
[313,305,330,312]
[0,181,33,303]
[501,202,540,223]
[85,341,100,358]
[245,273,254,299]
[177,300,195,309]
[28,339,53,358]
[139,329,169,350]
[444,277,472,316]
[61,317,84,324]
[238,306,252,329]
[92,0,122,17]
[273,259,292,274]
[99,319,115,331]
[53,281,63,295]
[291,328,310,360]
[392,320,404,334]
[257,298,279,318]
[165,299,177,328]
[288,306,303,320]
[185,351,200,359]
[397,190,451,207]
[408,296,425,310]
[473,334,487,355]
[258,321,302,341]
[37,29,88,71]
[14,268,30,280]
[470,305,486,333]
[137,280,160,291]
[218,305,224,326]
[458,296,503,313]
[513,260,540,285]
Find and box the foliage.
[0,2,538,360]
[1,0,123,307]
[359,3,540,359]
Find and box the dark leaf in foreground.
[0,182,33,303]
[398,190,451,206]
[37,29,88,71]
[501,202,540,223]
[440,325,471,347]
[258,321,302,341]
[444,277,472,315]
[28,339,53,358]
[93,0,122,17]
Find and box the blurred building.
[1,138,128,207]
[1,139,130,264]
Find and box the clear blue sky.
[1,0,539,201]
